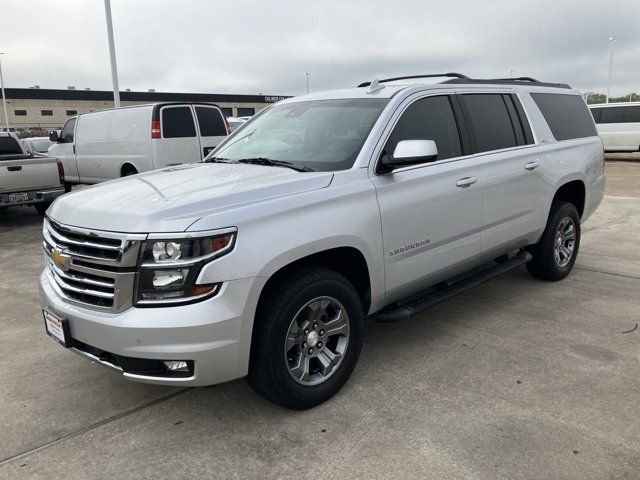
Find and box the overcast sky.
[2,0,639,97]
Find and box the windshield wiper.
[235,158,314,172]
[201,156,235,164]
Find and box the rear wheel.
[248,267,364,409]
[122,166,138,177]
[526,201,581,281]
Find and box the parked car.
[226,116,248,132]
[589,102,640,152]
[48,103,229,189]
[21,136,54,157]
[40,73,605,409]
[0,132,65,214]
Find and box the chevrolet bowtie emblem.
[51,248,71,271]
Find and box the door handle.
[524,161,540,171]
[7,166,22,172]
[456,177,477,188]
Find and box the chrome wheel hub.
[284,296,350,386]
[553,216,576,268]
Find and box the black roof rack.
[357,73,571,90]
[442,76,571,89]
[357,73,469,88]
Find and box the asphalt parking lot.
[1,161,639,479]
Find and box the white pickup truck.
[40,74,605,409]
[0,132,65,214]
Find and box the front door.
[371,95,482,302]
[49,117,78,183]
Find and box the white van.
[589,102,640,152]
[48,103,229,187]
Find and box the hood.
[48,163,334,232]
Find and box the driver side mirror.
[49,130,59,142]
[377,140,438,174]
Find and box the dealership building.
[0,87,289,130]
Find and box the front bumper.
[40,270,266,386]
[0,187,65,208]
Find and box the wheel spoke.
[324,309,348,337]
[290,355,310,382]
[307,298,330,322]
[318,349,340,377]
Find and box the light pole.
[0,53,9,132]
[305,72,310,94]
[104,0,121,108]
[606,37,615,104]
[509,69,514,78]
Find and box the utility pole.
[0,53,9,132]
[606,37,615,104]
[305,72,310,94]
[104,0,121,108]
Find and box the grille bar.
[43,218,144,312]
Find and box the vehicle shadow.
[0,207,44,230]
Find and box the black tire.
[248,267,364,410]
[35,202,51,215]
[526,201,581,281]
[122,166,138,177]
[64,182,72,193]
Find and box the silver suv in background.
[40,73,605,409]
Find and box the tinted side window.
[195,106,227,136]
[622,106,640,123]
[590,108,602,124]
[386,95,462,161]
[463,94,517,152]
[162,107,196,138]
[531,93,597,140]
[61,118,76,143]
[599,106,624,124]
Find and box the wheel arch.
[552,178,586,217]
[120,162,138,177]
[255,245,373,318]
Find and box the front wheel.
[526,201,581,281]
[248,267,364,410]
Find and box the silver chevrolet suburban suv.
[40,74,606,409]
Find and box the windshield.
[29,138,53,153]
[209,98,389,172]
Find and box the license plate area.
[43,309,73,348]
[8,192,29,203]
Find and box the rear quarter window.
[195,106,227,136]
[531,93,597,140]
[622,106,640,123]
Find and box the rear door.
[620,105,640,150]
[48,117,78,182]
[153,105,201,168]
[193,105,228,157]
[459,92,545,253]
[596,106,626,150]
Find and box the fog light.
[163,360,188,372]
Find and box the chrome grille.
[43,218,146,312]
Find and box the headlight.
[135,230,236,306]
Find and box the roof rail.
[357,73,469,88]
[442,76,572,89]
